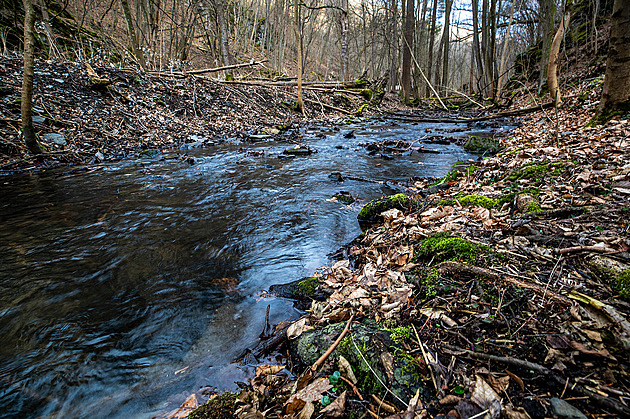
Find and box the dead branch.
[557,245,617,255]
[436,261,572,305]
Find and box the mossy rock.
[438,194,497,209]
[284,146,313,156]
[188,392,237,419]
[464,136,501,154]
[269,277,326,309]
[139,148,161,158]
[357,194,414,224]
[333,191,355,204]
[292,322,428,406]
[416,233,488,264]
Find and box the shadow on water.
[0,119,508,418]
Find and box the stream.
[0,118,507,418]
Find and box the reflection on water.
[0,119,499,418]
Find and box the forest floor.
[2,56,630,419]
[167,75,628,418]
[0,56,406,174]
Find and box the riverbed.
[0,119,506,418]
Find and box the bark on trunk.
[21,0,42,154]
[293,0,304,115]
[425,0,438,97]
[401,0,414,104]
[548,2,572,106]
[120,0,148,69]
[340,0,349,82]
[600,0,630,112]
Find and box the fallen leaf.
[321,391,347,417]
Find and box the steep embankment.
[0,57,398,173]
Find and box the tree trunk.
[401,0,414,104]
[538,0,555,93]
[471,0,484,94]
[293,0,305,115]
[496,0,516,98]
[425,0,438,97]
[599,0,630,113]
[440,0,453,94]
[389,0,398,91]
[21,0,42,154]
[340,0,349,81]
[120,0,148,69]
[215,0,234,68]
[548,1,572,106]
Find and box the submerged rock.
[283,145,314,156]
[333,191,355,204]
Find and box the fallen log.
[386,100,559,123]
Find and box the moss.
[507,162,550,181]
[614,269,630,301]
[347,88,373,101]
[355,103,370,116]
[417,233,487,264]
[464,136,501,154]
[587,101,630,126]
[431,169,459,186]
[188,392,238,419]
[296,277,319,296]
[385,326,414,344]
[526,200,542,213]
[438,194,497,209]
[357,194,413,223]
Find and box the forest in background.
[0,0,613,104]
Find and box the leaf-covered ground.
[0,56,398,173]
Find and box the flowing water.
[0,119,506,418]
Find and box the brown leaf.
[285,377,333,414]
[505,370,525,392]
[256,364,285,377]
[321,391,347,417]
[297,402,315,419]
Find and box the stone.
[464,135,501,154]
[41,133,66,146]
[549,398,587,419]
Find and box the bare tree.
[21,0,42,154]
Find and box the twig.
[340,375,363,400]
[412,324,438,394]
[556,245,617,255]
[312,313,355,372]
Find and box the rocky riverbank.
[171,88,630,419]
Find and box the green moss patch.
[614,269,630,301]
[296,277,319,296]
[188,392,238,419]
[506,162,569,182]
[357,194,414,223]
[438,194,497,209]
[417,233,488,264]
